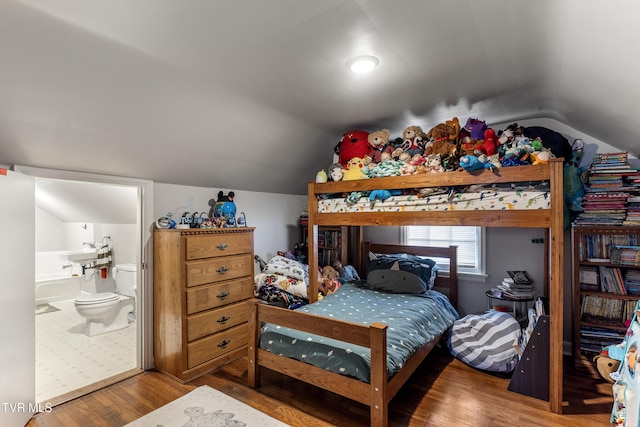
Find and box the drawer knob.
[218,339,231,348]
[217,315,230,324]
[216,243,229,250]
[216,291,230,300]
[217,266,229,274]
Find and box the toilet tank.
[113,263,137,297]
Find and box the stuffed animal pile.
[322,118,577,182]
[318,118,586,226]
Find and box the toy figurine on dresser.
[210,191,237,227]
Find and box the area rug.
[125,385,289,427]
[35,303,61,315]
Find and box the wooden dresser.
[153,227,255,382]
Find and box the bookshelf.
[300,225,350,267]
[571,225,640,362]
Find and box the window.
[402,226,485,277]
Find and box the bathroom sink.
[60,249,98,263]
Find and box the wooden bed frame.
[249,159,565,425]
[248,243,458,427]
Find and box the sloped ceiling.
[0,0,638,195]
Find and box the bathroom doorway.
[19,166,154,406]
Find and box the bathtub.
[35,273,82,305]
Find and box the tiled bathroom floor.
[35,299,137,404]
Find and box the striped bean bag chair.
[447,310,521,373]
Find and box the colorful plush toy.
[508,124,573,163]
[530,149,553,165]
[369,189,402,207]
[474,128,499,156]
[334,130,371,167]
[459,155,494,172]
[461,118,487,140]
[594,342,626,383]
[342,157,367,180]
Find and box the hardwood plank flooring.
[26,346,613,426]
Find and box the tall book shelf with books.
[299,223,349,267]
[571,224,640,363]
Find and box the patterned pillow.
[367,252,438,289]
[262,255,309,282]
[447,310,521,373]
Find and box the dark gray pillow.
[366,268,427,294]
[367,252,438,289]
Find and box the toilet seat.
[74,292,119,305]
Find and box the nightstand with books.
[487,270,536,323]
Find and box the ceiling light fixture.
[346,55,379,74]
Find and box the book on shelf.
[580,295,625,325]
[597,265,627,295]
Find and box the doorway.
[18,166,154,406]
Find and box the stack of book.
[580,295,625,327]
[579,326,626,354]
[497,270,535,299]
[610,245,640,266]
[298,208,308,226]
[574,151,640,226]
[624,270,640,295]
[625,193,640,225]
[578,265,599,291]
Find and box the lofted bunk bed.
[248,159,565,425]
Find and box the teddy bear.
[426,117,461,143]
[363,129,394,167]
[342,157,367,180]
[400,125,427,156]
[423,139,458,158]
[319,265,341,295]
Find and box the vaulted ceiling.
[1,0,638,195]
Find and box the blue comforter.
[259,282,459,382]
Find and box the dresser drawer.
[186,253,253,287]
[187,323,248,369]
[187,300,249,342]
[186,277,253,314]
[185,233,253,260]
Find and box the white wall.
[153,184,307,260]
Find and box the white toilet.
[74,263,137,337]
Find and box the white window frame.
[402,226,487,281]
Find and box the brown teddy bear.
[426,117,460,142]
[399,125,428,156]
[424,118,460,159]
[364,129,394,166]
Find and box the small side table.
[485,289,535,323]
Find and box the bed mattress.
[317,181,551,213]
[259,282,459,382]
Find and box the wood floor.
[26,346,614,427]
